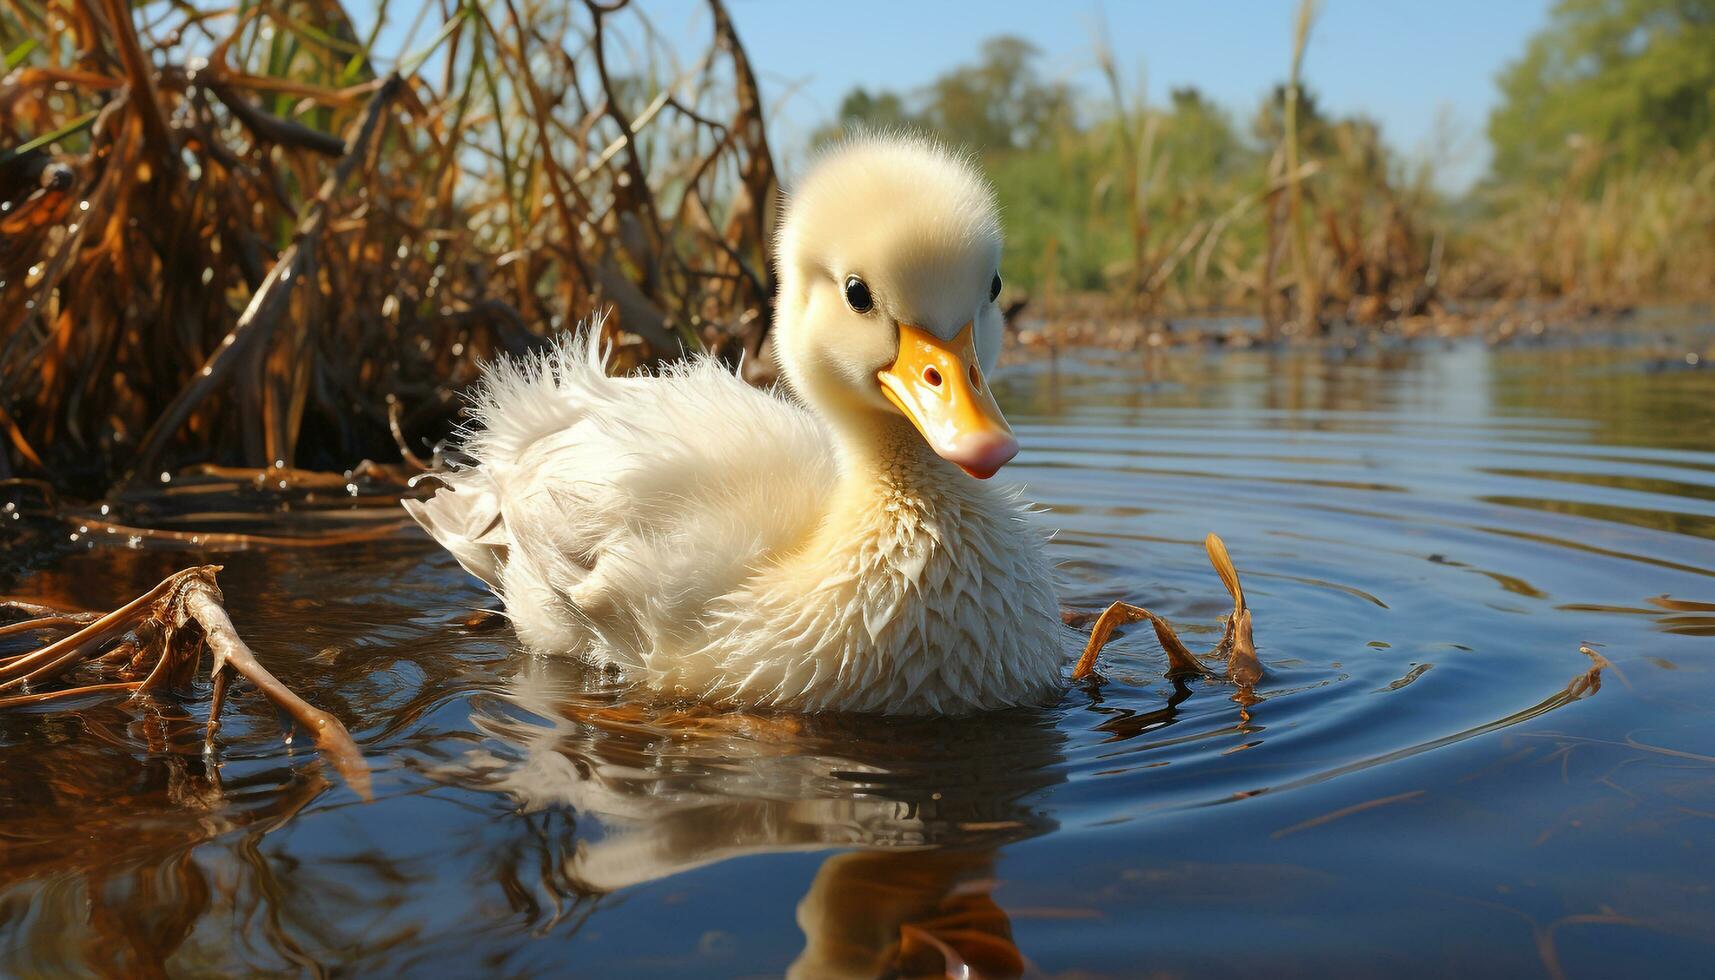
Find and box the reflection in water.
[436,656,1062,973]
[793,849,1020,979]
[0,720,331,977]
[4,322,1715,975]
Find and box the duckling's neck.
[821,412,979,534]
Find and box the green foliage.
[807,11,1714,310]
[1165,88,1253,182]
[809,36,1073,152]
[807,37,1327,302]
[917,37,1075,152]
[1488,0,1715,185]
[802,39,1275,291]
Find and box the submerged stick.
[0,568,371,798]
[1070,533,1263,688]
[181,581,371,798]
[1071,603,1214,681]
[65,515,415,549]
[0,574,183,687]
[1206,533,1262,686]
[0,613,99,640]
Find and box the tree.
[1488,0,1715,184]
[809,88,919,148]
[1251,82,1338,157]
[1160,87,1251,182]
[809,37,1072,154]
[918,36,1075,153]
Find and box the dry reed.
[1,0,778,503]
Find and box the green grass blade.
[1,109,98,164]
[4,39,38,71]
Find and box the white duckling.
[405,134,1063,713]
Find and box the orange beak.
[877,322,1018,479]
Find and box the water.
[4,321,1714,977]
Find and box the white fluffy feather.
[406,134,1067,714]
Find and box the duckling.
[405,134,1064,713]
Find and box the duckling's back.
[405,328,836,665]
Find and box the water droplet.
[201,267,213,285]
[1688,352,1701,366]
[79,200,90,211]
[159,471,172,483]
[99,503,109,515]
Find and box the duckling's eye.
[989,273,1003,302]
[844,276,874,314]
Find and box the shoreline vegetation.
[1,0,1712,507]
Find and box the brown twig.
[1069,533,1262,689]
[205,80,348,157]
[0,567,371,798]
[180,578,371,798]
[62,516,417,549]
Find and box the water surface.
[3,318,1714,977]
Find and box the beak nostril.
[923,366,943,387]
[969,364,981,389]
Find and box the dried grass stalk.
[1,0,779,503]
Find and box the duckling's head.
[773,134,1015,479]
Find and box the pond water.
[4,316,1714,977]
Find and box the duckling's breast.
[656,479,1065,714]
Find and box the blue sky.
[364,1,1556,192]
[650,0,1557,190]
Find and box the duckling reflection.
[447,655,1066,967]
[790,849,1026,979]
